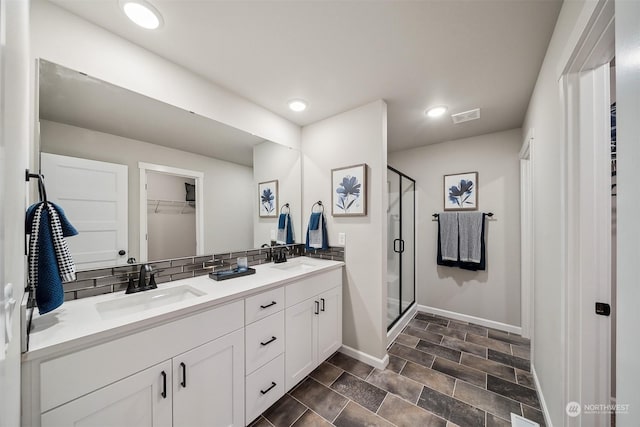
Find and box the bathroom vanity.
[21,257,343,427]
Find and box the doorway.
[387,166,416,331]
[138,162,204,262]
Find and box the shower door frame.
[387,166,416,331]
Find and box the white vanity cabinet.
[24,300,246,427]
[244,287,286,423]
[285,269,342,390]
[41,360,173,427]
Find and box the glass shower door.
[387,166,415,330]
[387,170,401,328]
[400,177,415,313]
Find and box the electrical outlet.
[338,232,346,246]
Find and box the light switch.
[338,232,346,246]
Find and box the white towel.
[458,212,484,263]
[439,212,459,261]
[276,214,288,244]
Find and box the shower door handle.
[393,239,401,253]
[399,239,405,253]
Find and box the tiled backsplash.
[62,244,345,301]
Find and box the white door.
[41,361,172,427]
[318,286,342,361]
[172,329,244,427]
[41,153,128,269]
[285,298,318,390]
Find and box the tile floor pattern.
[250,312,546,427]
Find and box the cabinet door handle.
[180,362,187,388]
[260,301,277,309]
[320,298,325,312]
[260,336,277,346]
[260,381,277,395]
[161,371,167,398]
[314,300,319,315]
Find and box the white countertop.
[24,257,344,361]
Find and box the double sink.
[95,258,322,320]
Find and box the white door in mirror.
[41,153,128,270]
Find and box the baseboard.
[339,344,389,370]
[531,364,553,427]
[387,304,417,346]
[417,305,522,335]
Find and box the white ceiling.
[39,60,264,167]
[49,0,562,152]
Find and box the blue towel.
[277,213,294,245]
[306,212,328,250]
[26,202,78,314]
[309,212,321,230]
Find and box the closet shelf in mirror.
[147,199,195,214]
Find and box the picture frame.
[332,163,367,217]
[443,171,478,211]
[258,180,278,218]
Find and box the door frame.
[558,0,614,424]
[139,162,204,262]
[519,128,534,340]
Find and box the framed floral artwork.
[332,163,367,216]
[444,172,478,211]
[258,180,278,217]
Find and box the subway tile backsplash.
[61,244,345,301]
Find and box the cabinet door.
[285,298,318,390]
[172,329,244,427]
[318,286,343,361]
[41,361,172,427]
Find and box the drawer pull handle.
[315,300,319,315]
[161,371,167,398]
[260,382,277,395]
[180,362,187,388]
[260,336,277,346]
[260,301,277,309]
[321,298,326,312]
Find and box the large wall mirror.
[37,59,301,270]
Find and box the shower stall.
[387,166,416,329]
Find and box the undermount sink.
[270,259,319,272]
[96,285,206,320]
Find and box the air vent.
[451,108,481,124]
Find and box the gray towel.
[276,214,288,244]
[439,212,459,261]
[308,213,324,248]
[458,212,484,263]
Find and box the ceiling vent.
[451,108,480,124]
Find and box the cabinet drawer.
[245,354,284,424]
[245,311,284,374]
[40,300,244,413]
[286,268,342,308]
[245,286,284,324]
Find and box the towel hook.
[312,201,324,213]
[25,169,47,202]
[280,203,290,214]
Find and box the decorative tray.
[209,267,256,281]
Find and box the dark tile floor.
[250,312,545,427]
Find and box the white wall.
[30,0,300,150]
[147,173,196,261]
[522,1,597,424]
[253,142,302,247]
[389,128,522,327]
[615,0,640,424]
[40,120,254,258]
[0,1,29,426]
[302,100,388,361]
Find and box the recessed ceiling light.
[288,99,307,112]
[425,106,448,118]
[119,0,163,30]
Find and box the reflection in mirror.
[38,60,301,270]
